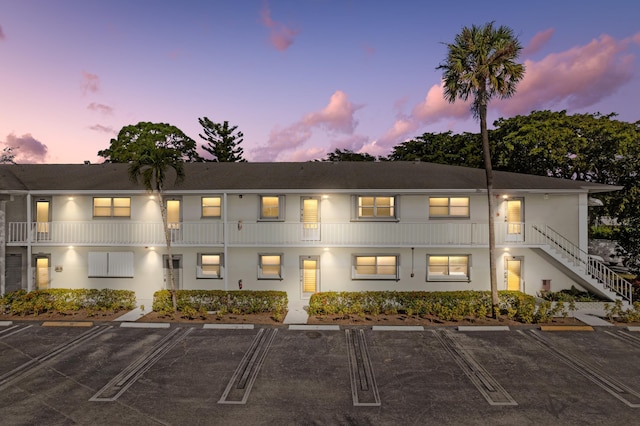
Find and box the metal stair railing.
[531,225,632,303]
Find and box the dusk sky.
[1,1,639,164]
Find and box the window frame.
[197,253,223,279]
[201,196,222,219]
[259,195,285,221]
[426,254,471,282]
[258,253,284,280]
[352,254,400,281]
[92,197,131,218]
[88,251,134,278]
[428,197,470,218]
[354,195,398,221]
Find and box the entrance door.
[300,256,319,297]
[163,255,183,290]
[35,200,50,240]
[506,199,524,242]
[35,255,50,290]
[301,197,320,241]
[5,254,23,294]
[506,257,522,291]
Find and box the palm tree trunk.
[479,103,499,318]
[158,191,178,312]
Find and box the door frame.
[300,196,321,241]
[300,255,320,299]
[505,197,524,242]
[505,256,524,292]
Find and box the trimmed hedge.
[152,290,288,320]
[308,290,568,324]
[0,289,136,317]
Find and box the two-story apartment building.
[0,162,632,304]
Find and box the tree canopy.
[98,122,202,163]
[198,118,246,162]
[0,146,16,164]
[322,148,376,162]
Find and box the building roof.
[0,162,619,194]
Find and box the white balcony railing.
[7,220,547,247]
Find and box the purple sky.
[1,1,639,164]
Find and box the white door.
[506,199,524,242]
[35,256,50,290]
[35,200,50,240]
[301,197,320,241]
[163,255,183,290]
[300,256,319,297]
[506,257,523,291]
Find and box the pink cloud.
[252,90,363,161]
[260,3,299,51]
[4,133,48,163]
[0,25,5,40]
[501,33,637,115]
[81,71,100,95]
[376,32,640,152]
[87,102,114,115]
[522,28,555,57]
[89,124,116,134]
[287,146,326,162]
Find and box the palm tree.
[438,22,525,317]
[129,140,185,312]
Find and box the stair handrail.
[532,224,632,303]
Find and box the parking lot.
[1,322,640,425]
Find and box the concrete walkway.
[283,299,309,324]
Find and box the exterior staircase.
[531,225,633,303]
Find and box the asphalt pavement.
[1,321,640,425]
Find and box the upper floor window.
[357,196,396,220]
[352,254,399,280]
[201,197,221,218]
[427,255,470,281]
[258,253,283,280]
[93,197,131,218]
[197,253,223,278]
[260,196,285,221]
[429,197,469,218]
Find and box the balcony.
[7,221,548,248]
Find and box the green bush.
[308,290,566,324]
[0,289,136,317]
[152,290,288,322]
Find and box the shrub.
[152,290,288,322]
[0,289,136,317]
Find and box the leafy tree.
[387,131,483,167]
[98,122,202,163]
[0,146,16,164]
[617,215,640,278]
[198,118,246,162]
[323,148,376,161]
[438,22,525,316]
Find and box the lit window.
[353,255,399,280]
[198,253,223,278]
[259,254,283,279]
[429,197,469,217]
[260,196,285,221]
[93,197,131,218]
[427,255,470,281]
[201,197,221,218]
[357,196,396,219]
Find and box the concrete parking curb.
[627,326,640,332]
[0,321,13,326]
[539,325,594,331]
[42,321,93,327]
[288,325,340,331]
[203,324,254,330]
[457,326,510,332]
[372,326,424,331]
[119,322,170,329]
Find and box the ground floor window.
[258,254,283,280]
[88,252,134,277]
[352,254,399,280]
[427,255,470,281]
[197,253,223,278]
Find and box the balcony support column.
[223,193,228,291]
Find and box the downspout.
[223,192,228,291]
[26,193,33,291]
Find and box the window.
[356,196,396,219]
[202,197,221,218]
[197,253,223,278]
[258,254,283,279]
[93,197,131,218]
[260,196,285,221]
[88,252,134,277]
[352,255,399,280]
[167,199,181,229]
[427,255,470,281]
[429,197,469,218]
